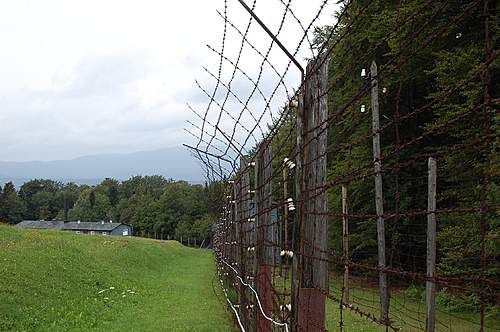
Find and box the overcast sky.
[0,0,338,162]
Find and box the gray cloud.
[0,0,338,162]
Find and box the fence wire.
[185,0,499,331]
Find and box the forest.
[0,176,224,243]
[257,0,499,309]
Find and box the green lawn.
[0,224,236,332]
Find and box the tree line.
[0,176,225,243]
[256,0,499,308]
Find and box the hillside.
[0,147,203,187]
[0,225,235,331]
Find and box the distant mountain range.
[0,147,204,187]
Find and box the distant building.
[15,220,132,236]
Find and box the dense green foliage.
[266,0,498,298]
[0,177,225,242]
[316,0,499,280]
[0,224,235,331]
[0,182,25,224]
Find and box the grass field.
[0,224,236,332]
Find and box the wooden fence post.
[426,157,437,332]
[342,184,349,303]
[234,175,243,313]
[370,60,389,323]
[256,141,274,332]
[291,89,304,332]
[239,155,252,330]
[231,181,238,294]
[297,55,329,332]
[246,158,257,332]
[283,166,289,247]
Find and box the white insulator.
[288,251,294,258]
[289,99,298,108]
[286,304,292,311]
[360,104,366,113]
[280,250,286,257]
[247,190,255,194]
[361,68,366,77]
[247,218,255,222]
[248,162,256,167]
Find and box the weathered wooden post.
[246,158,257,332]
[283,165,289,249]
[256,141,274,332]
[370,60,389,323]
[233,175,243,313]
[297,55,329,332]
[291,89,304,331]
[426,157,437,332]
[239,155,252,330]
[342,184,349,303]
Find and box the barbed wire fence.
[185,0,498,331]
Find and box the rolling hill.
[0,147,203,187]
[0,225,235,331]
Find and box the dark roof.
[62,222,126,231]
[16,220,130,231]
[15,220,64,229]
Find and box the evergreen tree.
[0,182,25,224]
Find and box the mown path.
[0,225,236,331]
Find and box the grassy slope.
[0,224,236,332]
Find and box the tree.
[18,179,62,220]
[68,188,111,222]
[0,182,26,224]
